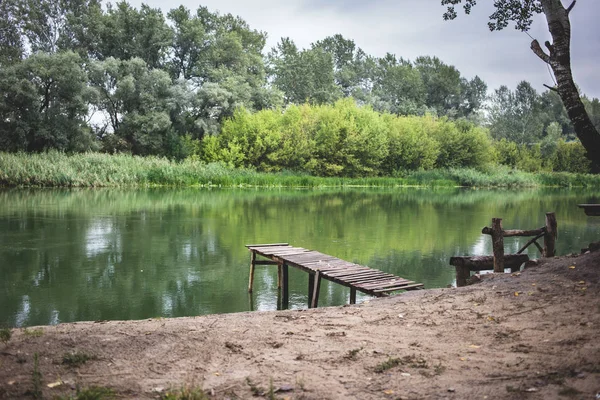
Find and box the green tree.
[0,51,95,152]
[442,0,600,169]
[0,0,24,65]
[88,57,183,156]
[370,54,427,115]
[487,81,544,144]
[414,56,462,116]
[92,2,173,69]
[268,38,340,105]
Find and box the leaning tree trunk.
[531,0,600,170]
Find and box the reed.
[0,152,598,188]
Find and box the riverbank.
[1,251,598,399]
[1,152,600,188]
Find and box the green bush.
[552,139,591,173]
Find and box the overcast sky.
[129,0,600,98]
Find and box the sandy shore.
[1,251,599,399]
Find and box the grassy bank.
[1,152,599,188]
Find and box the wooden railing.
[449,212,557,286]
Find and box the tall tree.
[488,81,544,144]
[0,0,24,65]
[0,52,95,152]
[442,0,600,168]
[268,38,340,105]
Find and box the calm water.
[1,188,599,328]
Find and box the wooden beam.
[248,251,256,293]
[253,260,280,266]
[308,273,315,308]
[482,226,545,237]
[350,288,356,305]
[311,271,322,308]
[245,243,289,248]
[282,263,289,309]
[544,212,557,257]
[449,254,529,271]
[492,218,504,273]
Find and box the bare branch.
[543,84,558,92]
[566,0,576,14]
[544,40,554,55]
[530,40,550,64]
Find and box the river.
[1,187,598,328]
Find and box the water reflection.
[0,187,598,328]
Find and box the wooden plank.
[347,275,407,285]
[336,271,390,281]
[282,251,334,261]
[246,243,289,248]
[372,283,424,293]
[248,246,292,252]
[449,254,529,271]
[324,268,374,277]
[356,279,415,290]
[302,261,354,270]
[482,227,546,237]
[333,273,392,283]
[253,260,280,266]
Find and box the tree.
[487,81,544,144]
[0,52,95,152]
[268,38,340,105]
[0,0,24,65]
[370,54,426,115]
[442,0,600,169]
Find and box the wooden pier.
[246,243,423,308]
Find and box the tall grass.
[0,152,599,188]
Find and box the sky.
[129,0,600,99]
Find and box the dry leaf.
[469,345,481,349]
[514,292,519,297]
[383,389,394,395]
[47,380,63,388]
[569,266,576,269]
[214,372,221,376]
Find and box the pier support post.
[492,218,504,273]
[282,263,289,309]
[308,273,315,308]
[350,288,356,305]
[248,251,256,293]
[310,271,322,309]
[277,262,282,289]
[544,212,557,257]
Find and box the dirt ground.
[1,251,599,400]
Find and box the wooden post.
[455,265,470,287]
[277,263,282,289]
[544,212,557,257]
[248,251,256,293]
[310,271,322,308]
[492,218,504,273]
[350,288,356,305]
[308,273,315,308]
[282,263,289,309]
